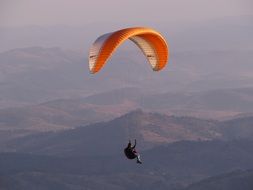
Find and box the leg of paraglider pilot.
[133,149,142,164]
[136,154,142,164]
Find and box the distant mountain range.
[1,86,253,138]
[0,46,253,109]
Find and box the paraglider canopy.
[89,27,169,74]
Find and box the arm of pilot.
[132,139,137,148]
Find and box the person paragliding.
[124,139,142,164]
[89,27,169,164]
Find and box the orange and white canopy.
[89,27,169,74]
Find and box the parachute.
[89,27,169,74]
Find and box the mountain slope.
[4,110,219,155]
[218,116,253,140]
[5,109,253,155]
[182,170,253,190]
[142,88,253,113]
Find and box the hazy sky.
[0,0,252,27]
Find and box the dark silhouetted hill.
[1,140,253,190]
[182,169,253,190]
